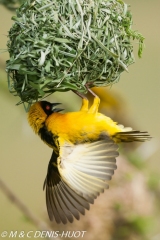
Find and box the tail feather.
[113,131,151,142]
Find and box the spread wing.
[43,151,90,224]
[44,137,119,224]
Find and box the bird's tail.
[113,131,151,142]
[112,125,151,142]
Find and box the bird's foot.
[86,86,100,113]
[72,90,89,112]
[73,87,100,113]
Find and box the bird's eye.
[40,101,52,116]
[45,105,51,111]
[40,100,63,116]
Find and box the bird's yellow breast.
[45,111,121,144]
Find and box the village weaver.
[28,92,150,224]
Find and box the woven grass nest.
[6,0,144,106]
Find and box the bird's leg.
[80,98,89,111]
[87,88,100,113]
[72,90,89,111]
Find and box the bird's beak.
[51,103,64,113]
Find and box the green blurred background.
[0,1,160,240]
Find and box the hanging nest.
[6,0,144,106]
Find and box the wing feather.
[44,151,92,224]
[54,184,74,223]
[46,181,61,223]
[44,137,119,224]
[58,138,119,201]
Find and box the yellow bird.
[28,94,150,224]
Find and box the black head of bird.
[40,101,63,115]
